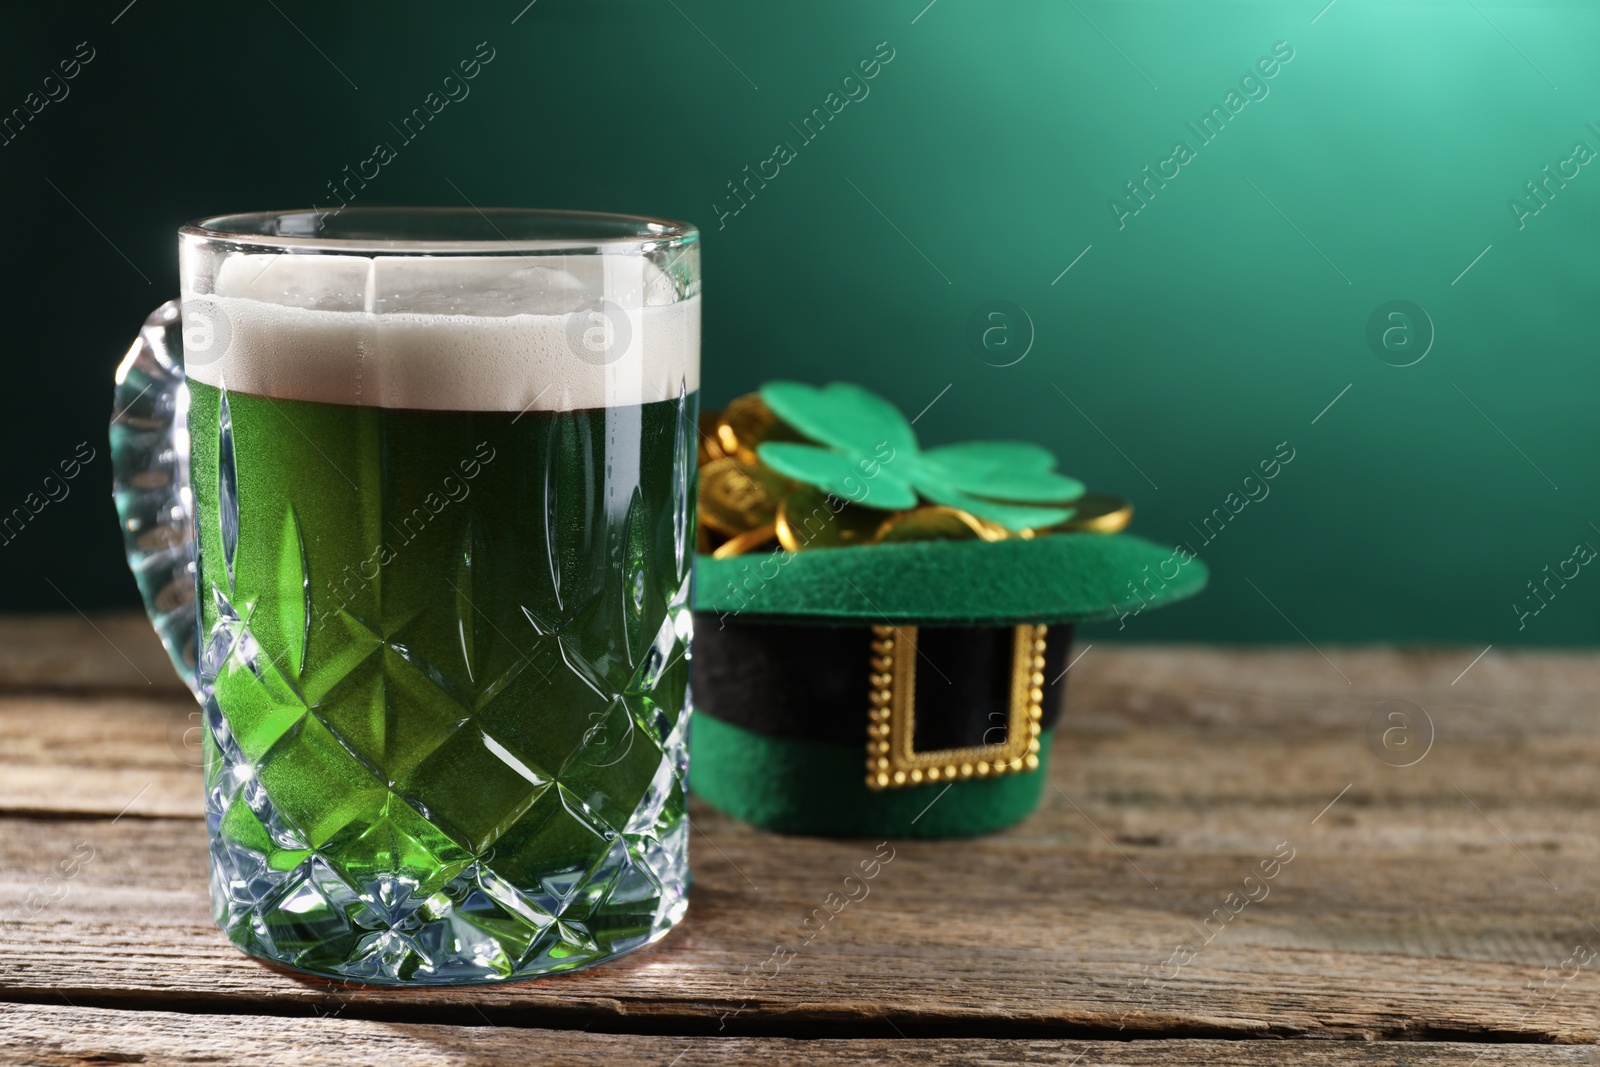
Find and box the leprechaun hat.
[689,383,1207,839]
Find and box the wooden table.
[2,615,1598,1065]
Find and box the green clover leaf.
[758,441,919,510]
[755,381,1086,532]
[919,442,1086,503]
[761,381,919,457]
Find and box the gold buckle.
[864,624,1047,790]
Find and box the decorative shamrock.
[755,381,1085,532]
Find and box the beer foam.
[182,254,698,412]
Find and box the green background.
[3,0,1595,645]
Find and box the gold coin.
[974,517,1012,542]
[875,506,1006,544]
[716,393,801,465]
[776,483,885,552]
[1047,493,1133,534]
[698,410,727,466]
[711,523,778,560]
[698,457,789,536]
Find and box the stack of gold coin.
[698,453,789,561]
[697,410,726,467]
[696,395,1134,559]
[715,394,802,465]
[698,395,802,559]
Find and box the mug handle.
[110,300,199,696]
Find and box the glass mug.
[110,208,700,983]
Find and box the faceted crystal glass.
[112,208,699,983]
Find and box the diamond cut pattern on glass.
[191,386,693,983]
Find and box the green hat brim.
[693,532,1206,625]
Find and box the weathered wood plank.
[0,693,197,818]
[4,1004,1600,1066]
[0,788,1595,1038]
[1,616,1596,1042]
[0,614,184,694]
[1,816,1595,1041]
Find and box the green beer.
[175,214,699,983]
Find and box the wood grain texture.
[1,615,1597,1049]
[0,615,185,695]
[5,1005,1600,1067]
